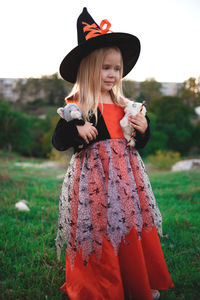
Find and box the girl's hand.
[76,121,98,144]
[128,113,148,135]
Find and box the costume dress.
[52,101,174,300]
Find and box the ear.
[57,107,65,118]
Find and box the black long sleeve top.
[52,106,151,153]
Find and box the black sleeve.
[135,116,151,149]
[52,118,85,151]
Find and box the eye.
[114,66,121,71]
[102,65,109,70]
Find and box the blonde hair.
[66,47,125,121]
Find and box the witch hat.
[60,7,140,83]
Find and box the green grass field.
[0,151,199,300]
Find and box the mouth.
[104,81,115,85]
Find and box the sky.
[1,0,200,83]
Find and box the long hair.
[66,47,125,121]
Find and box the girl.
[52,7,174,300]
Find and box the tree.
[137,78,163,104]
[122,79,139,100]
[143,112,168,155]
[40,73,69,105]
[179,77,200,106]
[0,100,33,154]
[15,78,42,104]
[148,96,193,155]
[0,99,51,157]
[14,73,73,105]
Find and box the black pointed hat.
[59,7,140,83]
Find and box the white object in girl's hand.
[120,100,146,147]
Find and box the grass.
[0,151,199,300]
[150,171,200,300]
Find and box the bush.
[49,147,73,166]
[148,96,194,155]
[147,150,181,170]
[40,116,59,156]
[142,112,168,156]
[0,100,51,157]
[145,131,168,155]
[0,100,32,154]
[28,116,51,157]
[191,121,200,153]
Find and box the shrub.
[141,112,168,156]
[0,100,51,157]
[147,150,181,170]
[191,121,200,153]
[40,116,59,156]
[49,147,73,166]
[0,100,33,154]
[148,96,193,155]
[28,116,51,157]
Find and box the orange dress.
[57,104,174,300]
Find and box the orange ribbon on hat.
[82,19,112,40]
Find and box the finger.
[84,135,89,144]
[87,132,94,141]
[128,116,136,124]
[128,115,140,123]
[132,124,145,134]
[129,123,135,129]
[130,122,140,129]
[90,127,98,138]
[130,115,146,126]
[129,119,141,126]
[90,131,97,140]
[134,114,144,121]
[133,121,147,133]
[132,123,141,129]
[91,126,98,135]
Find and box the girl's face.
[101,49,122,94]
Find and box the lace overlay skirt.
[56,139,162,268]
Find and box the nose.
[108,69,115,77]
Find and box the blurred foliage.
[179,77,200,106]
[40,115,59,156]
[122,77,163,104]
[122,79,139,100]
[0,100,51,157]
[14,73,73,106]
[148,96,195,155]
[136,77,163,104]
[49,147,73,166]
[147,150,181,170]
[143,112,168,155]
[191,120,200,155]
[0,100,32,154]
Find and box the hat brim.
[59,32,140,83]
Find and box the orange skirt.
[60,226,174,300]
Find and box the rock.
[38,114,46,119]
[56,174,65,179]
[195,106,200,117]
[15,162,34,167]
[15,200,30,211]
[15,161,64,169]
[171,159,200,172]
[38,161,63,169]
